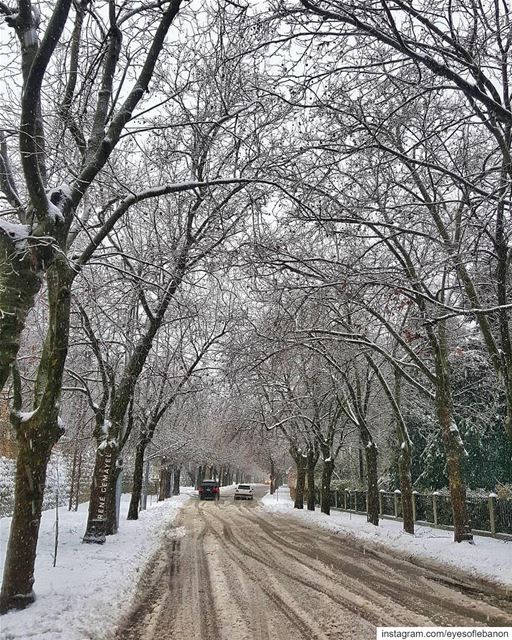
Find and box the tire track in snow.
[113,488,512,640]
[246,511,512,626]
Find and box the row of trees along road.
[0,0,511,613]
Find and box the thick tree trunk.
[291,445,307,509]
[165,467,172,498]
[436,385,472,542]
[0,235,42,393]
[127,440,146,520]
[358,448,364,483]
[306,446,319,511]
[1,261,71,610]
[0,425,55,611]
[172,467,181,495]
[295,464,306,509]
[159,465,168,501]
[433,331,472,542]
[320,459,334,515]
[83,442,119,542]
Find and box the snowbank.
[0,491,192,640]
[262,487,512,588]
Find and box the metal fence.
[321,489,512,537]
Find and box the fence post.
[344,490,348,510]
[394,489,401,519]
[488,492,497,537]
[412,490,418,523]
[433,492,439,526]
[334,490,338,508]
[379,489,384,516]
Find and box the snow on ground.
[0,490,192,640]
[262,487,512,588]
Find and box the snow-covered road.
[113,485,512,640]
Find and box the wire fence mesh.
[467,497,490,532]
[496,498,512,534]
[381,492,395,517]
[436,495,453,526]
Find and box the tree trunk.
[165,467,173,498]
[364,442,379,526]
[159,465,168,501]
[306,446,319,511]
[0,427,54,612]
[0,234,42,393]
[113,464,122,534]
[83,442,119,542]
[269,458,275,494]
[399,444,414,534]
[433,329,472,542]
[1,261,71,610]
[436,384,472,542]
[394,370,414,534]
[127,440,146,520]
[292,451,306,509]
[295,463,306,509]
[320,459,334,515]
[358,448,364,483]
[172,467,181,495]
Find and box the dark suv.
[198,479,220,500]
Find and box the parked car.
[234,484,254,500]
[198,479,220,501]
